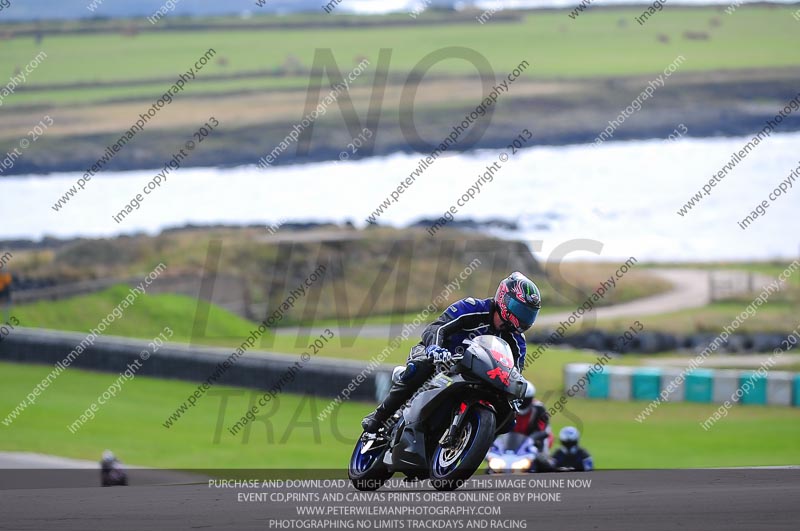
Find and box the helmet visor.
[507,298,539,330]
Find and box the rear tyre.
[430,406,496,491]
[349,434,392,491]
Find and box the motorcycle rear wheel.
[430,406,496,491]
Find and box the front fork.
[439,399,497,448]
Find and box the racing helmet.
[494,272,541,333]
[559,426,580,448]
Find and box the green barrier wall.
[794,375,800,407]
[738,372,768,405]
[632,368,661,401]
[586,367,609,399]
[685,369,714,403]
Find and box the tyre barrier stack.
[530,330,789,354]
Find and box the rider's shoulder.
[445,297,493,316]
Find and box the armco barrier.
[564,364,798,407]
[0,327,392,401]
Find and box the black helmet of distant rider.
[493,272,541,333]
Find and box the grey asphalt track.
[1,468,797,531]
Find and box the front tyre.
[349,435,392,491]
[430,406,496,491]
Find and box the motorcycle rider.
[361,271,542,434]
[100,450,128,487]
[513,397,553,453]
[550,426,594,471]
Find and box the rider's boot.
[361,358,431,433]
[361,380,416,433]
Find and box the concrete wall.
[0,327,392,402]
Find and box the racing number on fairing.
[487,367,510,386]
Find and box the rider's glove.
[425,345,460,364]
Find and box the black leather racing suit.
[367,297,527,428]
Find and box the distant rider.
[549,426,593,472]
[100,450,128,487]
[513,397,553,457]
[361,271,542,434]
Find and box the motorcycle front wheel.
[348,435,392,491]
[430,406,496,491]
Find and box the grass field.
[12,285,260,344]
[1,361,798,469]
[4,269,798,467]
[1,7,799,107]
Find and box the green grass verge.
[0,361,365,468]
[1,361,798,469]
[8,284,416,361]
[12,285,259,342]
